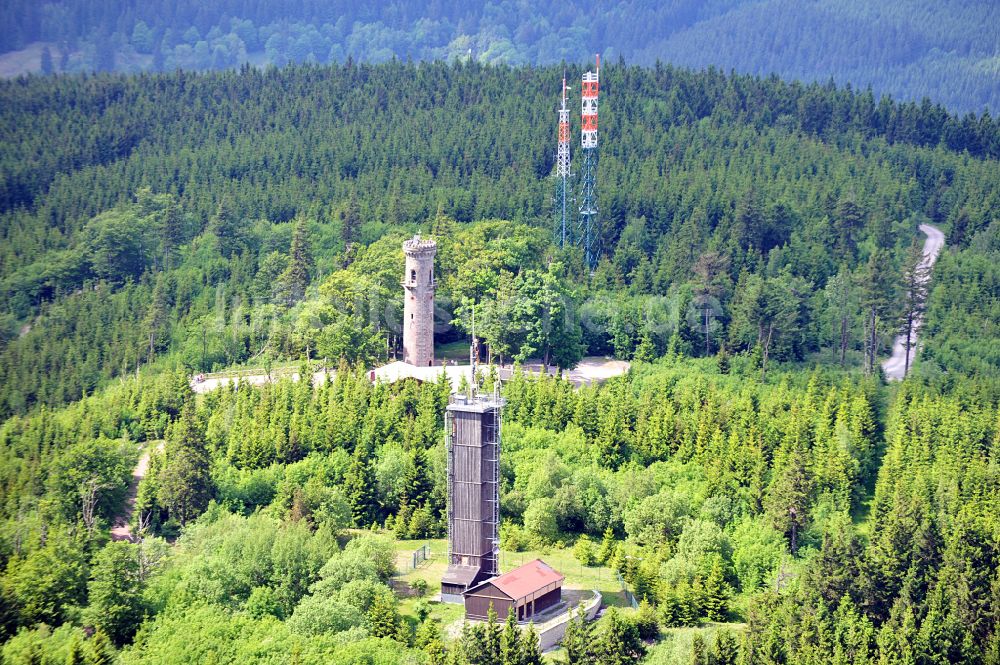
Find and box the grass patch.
[644,623,747,664]
[386,536,626,629]
[436,341,471,362]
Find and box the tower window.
[410,269,416,283]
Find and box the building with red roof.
[463,559,565,621]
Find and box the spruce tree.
[712,630,740,665]
[598,527,616,564]
[394,503,412,539]
[702,559,730,621]
[344,441,378,526]
[403,446,433,508]
[367,591,401,639]
[66,637,85,665]
[716,346,731,374]
[484,605,502,663]
[501,608,522,665]
[143,275,170,363]
[595,608,645,665]
[766,440,812,555]
[158,400,213,525]
[461,604,503,665]
[89,629,114,665]
[521,624,543,665]
[629,600,655,640]
[283,216,314,304]
[689,633,708,665]
[340,194,362,247]
[207,196,242,258]
[562,607,597,664]
[674,579,697,626]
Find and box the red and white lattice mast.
[579,54,600,271]
[556,75,572,247]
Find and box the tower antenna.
[579,54,600,273]
[555,73,572,247]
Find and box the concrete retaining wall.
[535,591,602,652]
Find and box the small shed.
[463,559,564,622]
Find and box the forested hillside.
[2,61,999,419]
[1,59,999,663]
[1,1,998,114]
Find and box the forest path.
[882,224,945,380]
[111,440,164,542]
[191,369,333,394]
[191,357,628,394]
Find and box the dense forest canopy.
[0,57,999,664]
[1,1,999,114]
[1,60,999,419]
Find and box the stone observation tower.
[402,235,436,367]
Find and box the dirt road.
[882,224,945,380]
[111,441,164,542]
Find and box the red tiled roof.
[481,559,564,600]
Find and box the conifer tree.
[766,440,812,554]
[689,633,708,665]
[859,249,896,376]
[562,607,597,664]
[416,620,449,664]
[367,590,400,638]
[394,503,412,539]
[484,605,502,663]
[66,637,85,665]
[283,216,314,304]
[674,579,697,626]
[595,608,645,665]
[89,628,114,665]
[520,625,543,665]
[712,630,739,665]
[340,194,362,247]
[344,441,378,526]
[208,196,242,258]
[158,400,213,525]
[501,608,522,665]
[158,195,184,270]
[702,559,730,621]
[716,346,731,374]
[403,446,433,508]
[598,527,616,564]
[461,604,503,665]
[143,275,170,363]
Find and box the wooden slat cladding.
[446,401,500,587]
[464,583,562,622]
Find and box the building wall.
[448,407,499,579]
[529,587,562,616]
[466,585,562,622]
[465,585,514,620]
[402,238,435,367]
